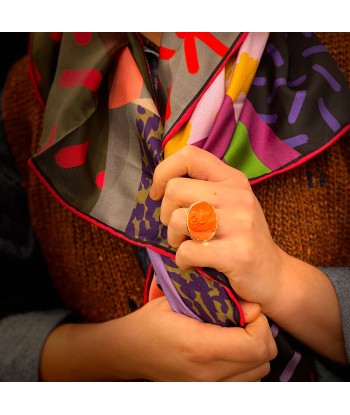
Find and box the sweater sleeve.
[0,309,70,381]
[321,267,350,360]
[313,267,350,381]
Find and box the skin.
[149,145,348,364]
[40,32,278,382]
[40,32,346,380]
[40,298,277,381]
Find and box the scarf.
[28,32,350,380]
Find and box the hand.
[40,297,277,381]
[149,146,348,364]
[116,297,277,381]
[150,145,286,312]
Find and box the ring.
[186,201,218,242]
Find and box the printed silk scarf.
[29,32,350,381]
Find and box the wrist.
[102,313,146,381]
[260,247,296,318]
[259,255,347,362]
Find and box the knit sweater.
[1,32,349,381]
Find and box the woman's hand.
[40,297,277,381]
[113,297,277,382]
[150,145,348,364]
[150,145,285,312]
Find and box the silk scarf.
[28,32,350,379]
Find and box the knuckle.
[170,208,183,228]
[167,228,182,249]
[240,189,256,211]
[175,243,189,269]
[167,214,184,248]
[180,144,196,160]
[164,178,180,200]
[159,207,168,226]
[152,162,165,188]
[152,163,160,180]
[176,239,198,269]
[234,169,250,187]
[166,231,176,248]
[253,334,270,362]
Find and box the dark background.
[0,33,29,88]
[0,32,63,318]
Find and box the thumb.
[239,301,261,324]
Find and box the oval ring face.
[186,201,218,242]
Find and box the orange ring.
[186,201,218,242]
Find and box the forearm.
[40,297,277,382]
[40,317,134,381]
[263,250,347,364]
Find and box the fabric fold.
[28,32,350,332]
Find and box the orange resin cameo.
[186,201,218,242]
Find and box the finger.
[167,207,229,248]
[239,301,261,324]
[159,177,220,225]
[221,362,271,382]
[195,359,270,382]
[245,314,278,362]
[175,238,230,272]
[150,145,248,200]
[198,314,275,364]
[167,208,189,248]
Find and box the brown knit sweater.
[3,32,350,323]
